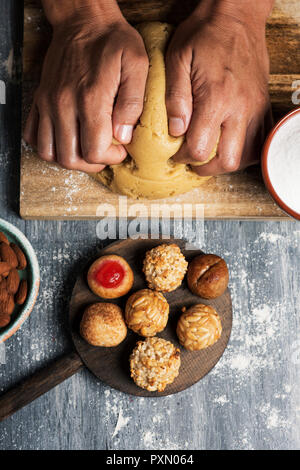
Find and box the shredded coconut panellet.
[143,243,188,292]
[267,112,300,214]
[130,337,181,392]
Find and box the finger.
[192,117,248,176]
[55,109,126,171]
[80,111,127,166]
[54,104,85,170]
[79,54,128,165]
[265,105,274,132]
[68,159,106,173]
[56,115,107,173]
[173,93,223,164]
[113,52,148,144]
[165,49,193,137]
[37,113,56,162]
[23,104,39,148]
[90,143,127,166]
[240,112,269,169]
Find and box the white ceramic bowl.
[0,219,40,343]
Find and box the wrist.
[194,0,274,34]
[41,0,124,29]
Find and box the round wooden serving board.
[69,238,232,397]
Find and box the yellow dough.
[91,22,217,200]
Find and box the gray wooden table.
[0,0,300,450]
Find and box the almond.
[10,243,27,270]
[0,232,9,245]
[15,280,28,305]
[6,269,20,295]
[0,243,18,269]
[0,261,11,276]
[0,287,9,304]
[0,295,15,316]
[0,314,10,328]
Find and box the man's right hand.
[24,0,149,172]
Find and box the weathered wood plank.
[1,0,300,451]
[20,0,300,220]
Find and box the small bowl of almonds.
[0,218,40,343]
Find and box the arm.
[24,0,149,172]
[40,0,121,27]
[166,0,275,175]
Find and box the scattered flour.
[213,395,229,405]
[257,233,283,244]
[112,409,130,438]
[230,354,252,372]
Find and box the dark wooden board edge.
[69,238,233,397]
[0,351,84,422]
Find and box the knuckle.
[117,97,143,116]
[235,89,251,112]
[83,151,104,164]
[34,91,50,111]
[133,51,149,68]
[166,48,184,66]
[221,157,240,172]
[166,87,189,104]
[51,88,73,112]
[187,141,209,161]
[78,89,95,115]
[255,89,268,108]
[192,74,209,100]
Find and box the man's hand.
[166,0,274,176]
[24,0,149,172]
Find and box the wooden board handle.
[0,350,83,422]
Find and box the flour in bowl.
[267,111,300,215]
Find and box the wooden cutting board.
[21,0,300,219]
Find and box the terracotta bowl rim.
[261,107,300,221]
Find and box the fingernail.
[169,117,185,136]
[115,124,134,144]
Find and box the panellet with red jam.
[87,255,134,299]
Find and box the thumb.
[165,50,192,137]
[112,51,148,144]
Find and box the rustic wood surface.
[0,238,231,419]
[20,0,300,219]
[1,0,300,450]
[70,239,232,397]
[0,351,83,422]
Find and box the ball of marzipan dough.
[130,337,181,392]
[80,303,127,347]
[91,22,218,199]
[143,243,188,292]
[125,289,169,337]
[187,254,229,299]
[177,304,222,351]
